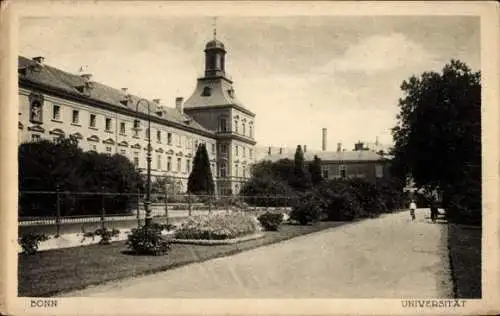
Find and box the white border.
[1,1,499,315]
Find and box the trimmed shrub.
[258,212,283,231]
[347,178,387,218]
[81,227,120,244]
[240,176,296,207]
[316,180,361,221]
[19,233,49,255]
[126,224,171,255]
[175,213,260,240]
[290,190,324,225]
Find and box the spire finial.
[212,16,217,40]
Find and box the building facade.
[18,38,255,195]
[263,150,390,182]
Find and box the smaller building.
[262,150,391,181]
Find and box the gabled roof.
[18,56,214,136]
[262,150,386,163]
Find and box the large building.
[261,129,391,181]
[18,36,256,195]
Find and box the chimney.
[279,147,283,154]
[322,128,327,151]
[175,97,184,113]
[32,56,45,64]
[268,146,271,155]
[337,142,342,152]
[303,145,307,153]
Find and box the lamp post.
[136,98,152,226]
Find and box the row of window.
[218,117,254,138]
[38,103,216,152]
[321,165,384,179]
[216,162,249,178]
[217,143,253,159]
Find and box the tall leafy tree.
[391,59,481,224]
[187,144,214,195]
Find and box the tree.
[19,137,143,216]
[308,155,323,186]
[391,59,481,224]
[187,144,214,195]
[290,145,311,190]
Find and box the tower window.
[202,87,211,97]
[219,118,227,132]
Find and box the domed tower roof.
[205,39,225,51]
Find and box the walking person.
[430,199,439,223]
[409,200,417,221]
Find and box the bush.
[126,224,171,255]
[175,213,260,240]
[316,180,360,221]
[82,227,120,245]
[347,178,387,218]
[290,190,324,225]
[19,233,49,255]
[374,178,406,212]
[240,176,296,207]
[258,212,283,231]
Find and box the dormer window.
[201,86,211,97]
[120,94,132,106]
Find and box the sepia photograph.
[1,1,499,315]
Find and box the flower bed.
[170,233,265,245]
[174,213,261,240]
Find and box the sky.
[19,15,480,151]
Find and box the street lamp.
[136,98,152,226]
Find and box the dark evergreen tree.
[187,144,214,195]
[290,145,311,191]
[308,155,323,186]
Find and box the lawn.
[447,223,482,298]
[19,221,346,297]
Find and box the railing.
[18,191,293,236]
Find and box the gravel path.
[63,209,452,298]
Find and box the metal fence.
[18,191,293,236]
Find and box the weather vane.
[213,17,217,40]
